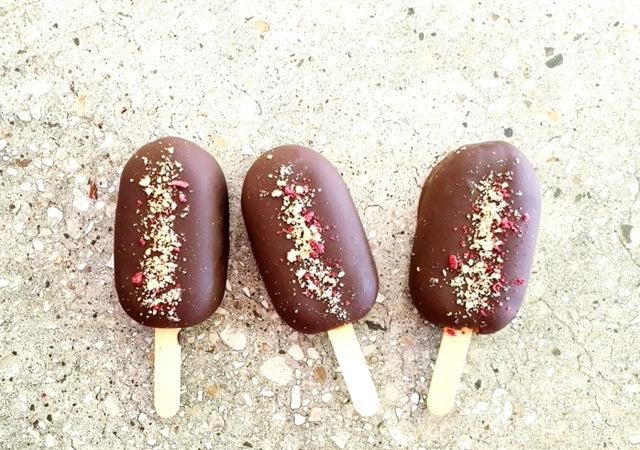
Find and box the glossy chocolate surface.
[409,141,540,334]
[114,137,229,328]
[242,145,378,334]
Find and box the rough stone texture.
[1,1,638,449]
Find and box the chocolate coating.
[409,141,540,334]
[114,137,229,328]
[242,145,378,334]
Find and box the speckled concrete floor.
[1,1,639,449]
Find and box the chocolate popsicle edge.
[114,136,229,328]
[409,141,541,334]
[241,145,379,334]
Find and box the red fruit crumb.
[131,272,143,285]
[522,213,530,222]
[139,238,146,246]
[310,240,324,254]
[303,211,315,223]
[178,192,187,203]
[136,200,143,207]
[448,254,459,270]
[169,180,189,189]
[445,328,457,336]
[512,277,526,286]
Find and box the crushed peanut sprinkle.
[131,146,189,321]
[444,171,525,315]
[270,164,347,320]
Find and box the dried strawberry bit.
[169,179,189,189]
[136,200,143,207]
[131,272,143,285]
[445,328,457,336]
[448,254,459,270]
[139,238,146,246]
[511,277,526,286]
[178,192,187,203]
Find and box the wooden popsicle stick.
[154,328,181,418]
[327,323,380,417]
[426,327,473,416]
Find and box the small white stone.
[147,438,157,446]
[225,279,232,291]
[33,240,44,251]
[330,432,350,449]
[362,344,376,357]
[101,133,114,149]
[36,180,45,192]
[625,384,640,394]
[260,356,292,385]
[395,407,403,419]
[47,207,64,221]
[42,157,54,167]
[293,414,305,425]
[43,301,51,312]
[220,326,247,351]
[243,393,253,407]
[629,435,640,445]
[103,396,120,416]
[410,392,420,404]
[493,388,507,398]
[17,110,31,122]
[73,194,91,212]
[138,412,147,423]
[260,390,275,397]
[7,167,18,176]
[20,182,32,191]
[45,434,56,448]
[375,293,386,303]
[159,428,170,438]
[291,385,301,409]
[0,279,9,289]
[0,139,6,150]
[306,348,320,359]
[287,344,305,361]
[524,412,536,426]
[321,393,332,403]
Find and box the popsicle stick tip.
[154,328,182,418]
[426,328,473,416]
[327,323,380,417]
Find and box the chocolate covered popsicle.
[242,145,380,416]
[409,141,540,415]
[114,137,229,417]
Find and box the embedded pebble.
[47,207,64,221]
[629,435,640,445]
[291,385,301,409]
[321,393,332,403]
[260,356,293,385]
[243,393,253,407]
[220,326,247,351]
[17,110,32,122]
[33,240,44,251]
[293,413,305,425]
[309,407,322,422]
[330,432,350,449]
[287,344,305,361]
[45,434,56,448]
[306,348,320,359]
